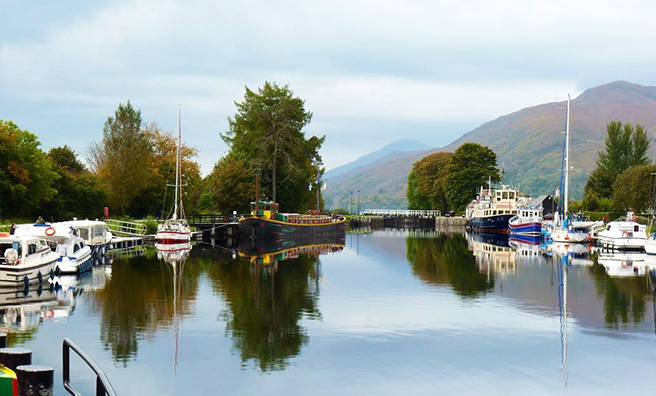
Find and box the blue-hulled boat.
[465,185,519,233]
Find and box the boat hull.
[467,214,514,233]
[597,236,647,250]
[509,222,542,236]
[645,240,656,255]
[56,246,94,275]
[155,231,191,243]
[0,259,57,288]
[239,217,346,241]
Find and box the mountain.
[324,81,656,210]
[324,139,432,180]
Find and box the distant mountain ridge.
[324,139,432,180]
[324,81,656,210]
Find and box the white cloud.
[2,0,656,173]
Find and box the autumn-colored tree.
[407,152,453,212]
[129,123,200,218]
[90,102,153,215]
[206,153,255,214]
[44,145,106,220]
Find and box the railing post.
[62,342,69,385]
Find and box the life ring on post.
[45,227,56,236]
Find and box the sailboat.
[156,105,191,244]
[549,96,597,243]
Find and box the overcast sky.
[2,0,655,173]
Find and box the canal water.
[2,229,656,395]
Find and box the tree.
[44,145,106,220]
[611,164,656,213]
[0,120,58,218]
[407,152,453,212]
[445,143,500,212]
[90,102,153,215]
[206,153,256,214]
[584,122,650,199]
[128,123,200,218]
[222,82,324,212]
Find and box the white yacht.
[597,217,648,250]
[644,237,656,255]
[156,105,191,244]
[0,236,59,287]
[14,223,93,275]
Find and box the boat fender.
[45,227,56,236]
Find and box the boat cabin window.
[503,192,508,199]
[79,228,90,241]
[606,225,611,231]
[27,242,37,255]
[635,225,639,232]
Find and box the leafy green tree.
[206,153,256,214]
[611,164,656,213]
[584,122,650,199]
[0,120,58,218]
[44,145,106,220]
[222,82,324,212]
[407,152,453,211]
[445,143,500,212]
[90,102,153,215]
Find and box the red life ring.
[45,227,56,236]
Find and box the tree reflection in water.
[206,253,321,372]
[588,259,647,329]
[406,233,493,297]
[89,253,200,365]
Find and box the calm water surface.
[2,229,656,395]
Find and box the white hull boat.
[0,236,59,287]
[15,223,94,274]
[156,105,192,245]
[597,221,648,250]
[644,238,656,255]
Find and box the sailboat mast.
[564,95,570,217]
[174,105,180,221]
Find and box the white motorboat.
[14,223,93,275]
[644,237,656,255]
[59,219,113,256]
[597,220,648,250]
[0,236,59,287]
[156,105,191,244]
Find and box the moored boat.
[156,105,191,244]
[597,217,648,250]
[509,206,542,236]
[238,201,346,241]
[465,185,519,233]
[0,236,59,287]
[14,223,93,275]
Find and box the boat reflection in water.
[156,241,191,374]
[237,234,345,268]
[467,232,516,276]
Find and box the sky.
[2,0,656,174]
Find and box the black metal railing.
[63,338,117,396]
[187,214,240,225]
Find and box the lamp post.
[350,192,353,215]
[357,189,360,215]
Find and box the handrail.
[63,338,117,396]
[106,219,147,236]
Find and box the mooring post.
[0,348,32,371]
[16,365,54,396]
[0,332,7,348]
